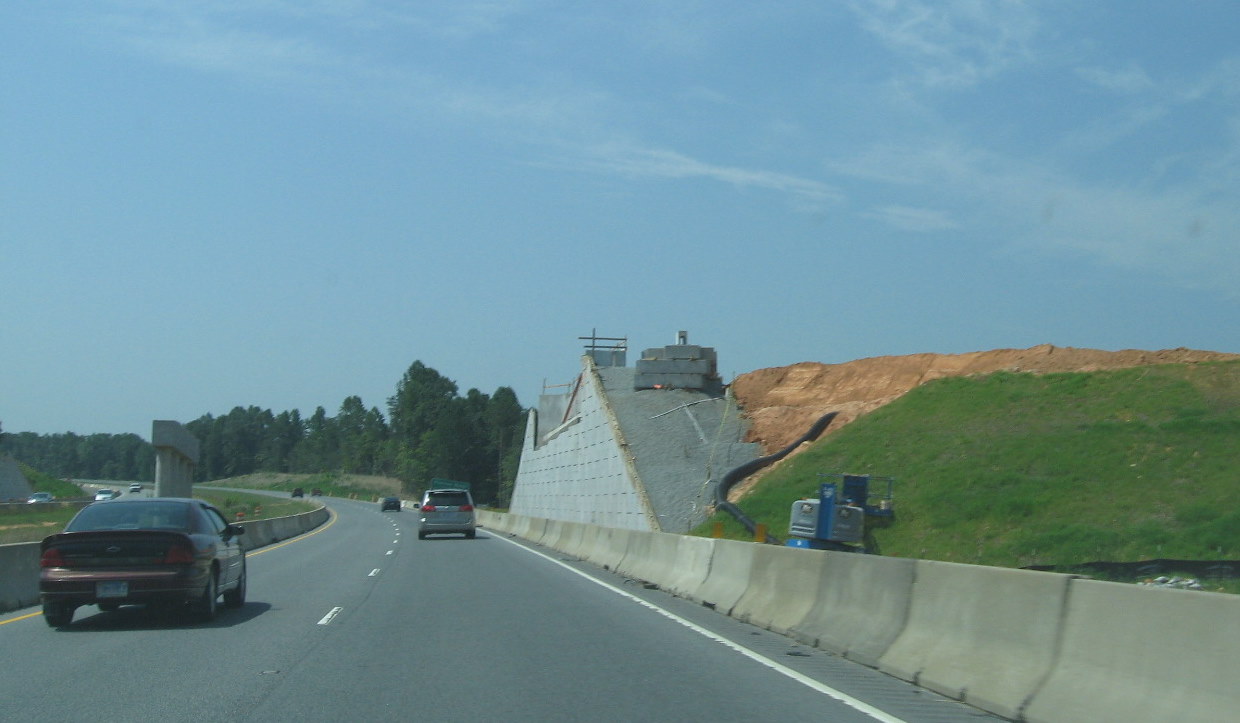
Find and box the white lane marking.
[318,607,343,625]
[385,550,394,555]
[491,534,907,723]
[369,568,380,577]
[393,539,399,544]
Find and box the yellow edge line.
[0,505,339,625]
[245,505,339,557]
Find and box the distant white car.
[93,489,119,501]
[128,483,143,493]
[28,492,54,504]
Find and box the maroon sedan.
[39,497,247,628]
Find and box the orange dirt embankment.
[731,344,1240,455]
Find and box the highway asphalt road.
[0,497,1000,722]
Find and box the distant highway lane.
[0,498,998,722]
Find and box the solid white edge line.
[318,606,343,625]
[490,532,908,723]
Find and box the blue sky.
[3,1,1238,439]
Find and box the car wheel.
[223,562,247,609]
[43,601,74,628]
[98,602,120,613]
[194,571,218,622]
[465,530,476,539]
[417,531,427,540]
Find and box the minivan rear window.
[427,491,469,506]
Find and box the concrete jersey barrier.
[729,544,827,636]
[687,537,758,614]
[1023,578,1240,723]
[460,512,1240,722]
[876,560,1072,720]
[787,551,915,667]
[0,543,41,613]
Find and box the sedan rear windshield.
[427,491,469,506]
[66,502,190,532]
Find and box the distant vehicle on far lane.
[39,497,247,628]
[291,488,304,498]
[129,483,143,493]
[93,489,119,501]
[28,492,54,504]
[380,496,401,512]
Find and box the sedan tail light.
[162,545,196,564]
[40,548,67,568]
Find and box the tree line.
[0,361,528,505]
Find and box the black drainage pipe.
[713,411,839,545]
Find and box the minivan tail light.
[460,504,474,512]
[421,504,436,512]
[162,545,196,564]
[40,548,66,568]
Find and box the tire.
[417,531,427,540]
[43,601,74,628]
[223,562,247,609]
[465,530,476,539]
[194,571,218,622]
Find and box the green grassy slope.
[699,361,1240,569]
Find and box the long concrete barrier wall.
[0,505,330,615]
[477,509,1240,722]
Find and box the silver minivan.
[417,489,476,539]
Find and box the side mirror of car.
[413,503,420,509]
[228,524,246,537]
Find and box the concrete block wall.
[509,362,656,530]
[634,342,719,391]
[479,509,1240,722]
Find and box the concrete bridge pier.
[152,420,199,498]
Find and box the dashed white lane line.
[318,607,343,625]
[369,568,380,577]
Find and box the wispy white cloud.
[864,205,958,232]
[847,0,1040,89]
[581,143,842,211]
[1076,64,1155,94]
[104,18,335,81]
[834,139,1240,297]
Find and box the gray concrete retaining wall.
[484,510,1240,723]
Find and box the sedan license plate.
[97,581,128,598]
